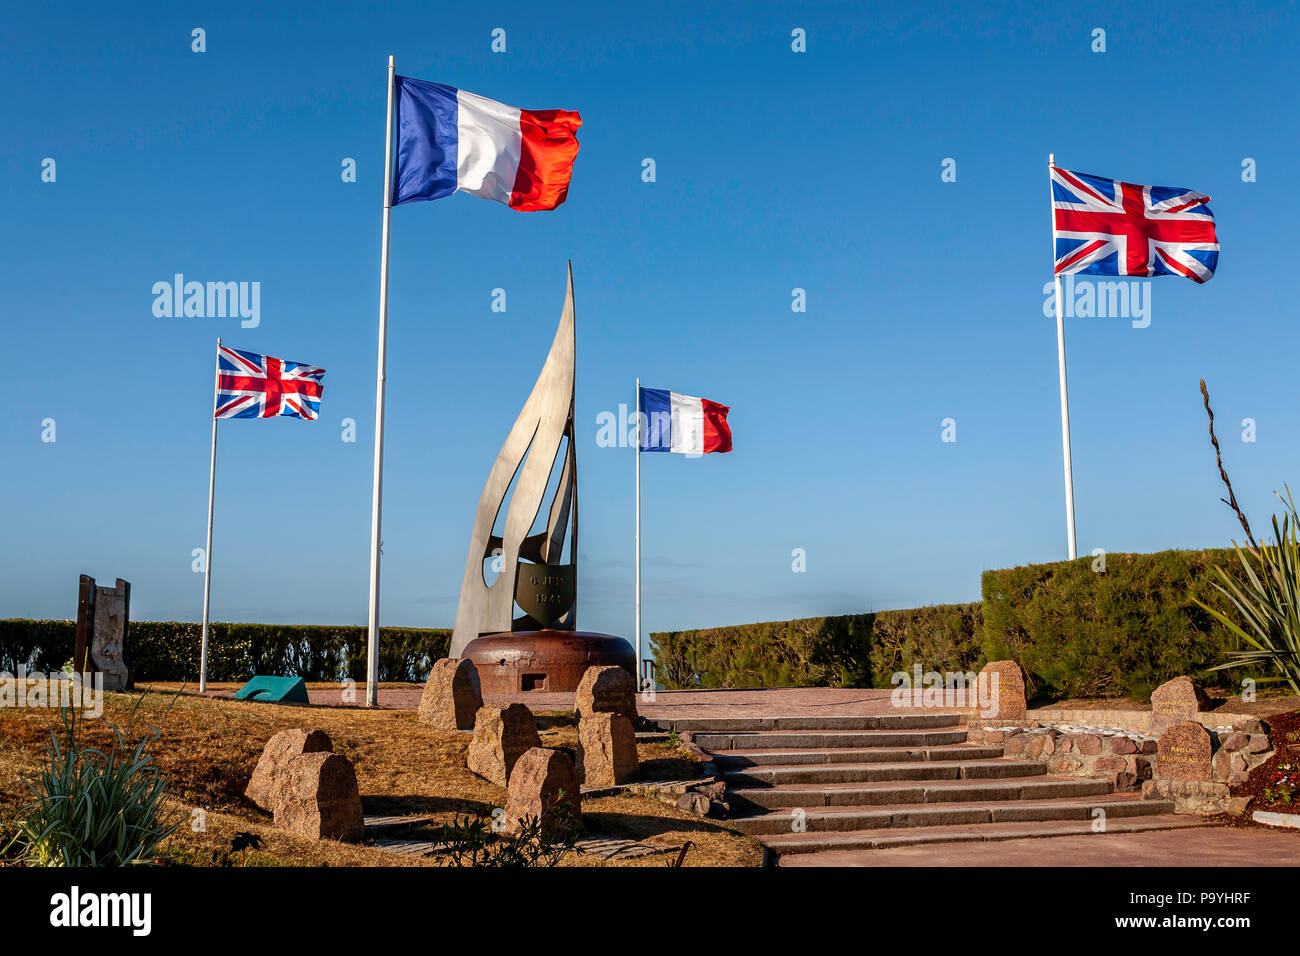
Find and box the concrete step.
[761,814,1216,856]
[729,775,1113,811]
[710,745,1004,768]
[662,714,962,733]
[733,793,1174,836]
[695,729,969,751]
[723,758,1047,787]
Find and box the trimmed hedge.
[981,548,1245,701]
[652,548,1255,701]
[650,604,983,690]
[0,620,450,684]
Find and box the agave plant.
[1196,489,1300,697]
[12,697,181,866]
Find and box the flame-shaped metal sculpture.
[449,264,578,657]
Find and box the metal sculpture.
[449,264,579,657]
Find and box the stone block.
[246,728,334,811]
[503,747,582,837]
[418,658,483,730]
[1156,721,1212,782]
[466,703,541,787]
[1076,734,1102,756]
[574,665,638,721]
[271,752,364,842]
[576,712,638,786]
[977,660,1026,720]
[1149,675,1210,736]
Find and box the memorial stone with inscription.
[1156,720,1212,782]
[1150,675,1210,736]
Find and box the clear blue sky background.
[2,1,1297,645]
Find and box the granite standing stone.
[574,665,638,721]
[1156,720,1213,782]
[577,712,639,786]
[246,728,334,811]
[977,660,1027,720]
[466,703,542,786]
[503,747,582,836]
[271,751,365,842]
[1149,676,1211,736]
[418,658,483,730]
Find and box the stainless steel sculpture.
[449,264,579,656]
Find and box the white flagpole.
[1049,154,1078,559]
[199,337,221,694]
[634,377,643,690]
[365,55,397,708]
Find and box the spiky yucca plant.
[11,697,180,866]
[1196,490,1300,697]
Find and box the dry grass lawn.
[0,688,761,867]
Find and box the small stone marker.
[1156,720,1212,781]
[574,665,638,721]
[418,658,483,730]
[504,747,582,836]
[271,752,365,842]
[577,712,639,786]
[977,660,1026,720]
[1149,675,1210,736]
[246,728,334,811]
[467,703,541,787]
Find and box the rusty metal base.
[462,630,635,695]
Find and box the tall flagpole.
[634,378,643,690]
[366,55,397,707]
[199,337,221,694]
[1049,154,1078,559]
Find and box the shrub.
[650,604,983,690]
[981,549,1244,700]
[1199,495,1300,696]
[0,620,450,683]
[429,811,579,867]
[7,700,181,866]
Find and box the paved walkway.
[778,826,1300,866]
[198,684,921,717]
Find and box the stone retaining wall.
[968,717,1274,813]
[967,724,1155,790]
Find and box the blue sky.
[2,1,1297,646]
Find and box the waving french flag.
[639,388,733,455]
[392,76,581,211]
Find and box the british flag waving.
[215,345,326,420]
[1052,166,1219,284]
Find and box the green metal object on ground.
[233,675,309,704]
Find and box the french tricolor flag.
[392,76,581,211]
[639,388,733,455]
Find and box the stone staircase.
[659,714,1214,861]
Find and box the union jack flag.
[1052,166,1219,284]
[215,345,326,420]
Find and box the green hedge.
[650,604,983,690]
[0,620,450,684]
[981,548,1245,700]
[651,548,1255,700]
